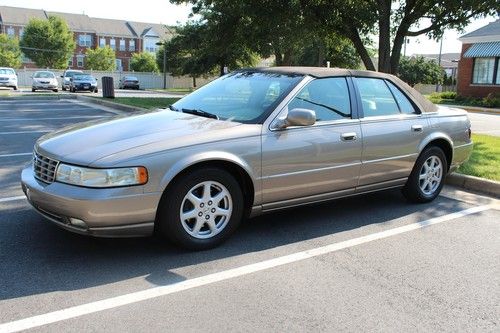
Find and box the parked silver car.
[32,71,58,92]
[118,76,140,90]
[0,67,18,90]
[21,67,472,250]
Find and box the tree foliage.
[173,0,497,74]
[398,56,443,86]
[0,34,22,68]
[130,52,159,72]
[20,15,75,69]
[85,46,116,71]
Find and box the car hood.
[35,110,260,167]
[73,79,96,83]
[33,77,56,82]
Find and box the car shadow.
[0,189,472,300]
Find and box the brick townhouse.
[457,19,500,98]
[0,5,173,71]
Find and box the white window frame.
[76,55,84,68]
[115,59,123,71]
[129,40,135,52]
[19,28,24,38]
[99,37,106,48]
[110,38,116,50]
[119,39,126,51]
[7,26,15,37]
[68,57,74,67]
[78,34,92,47]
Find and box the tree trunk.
[274,49,283,66]
[345,25,376,71]
[219,64,225,76]
[377,0,392,73]
[192,76,197,88]
[317,40,325,67]
[283,48,293,66]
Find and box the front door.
[261,77,362,206]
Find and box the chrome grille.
[33,152,59,184]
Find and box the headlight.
[55,164,148,188]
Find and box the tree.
[0,34,22,68]
[20,15,75,69]
[85,46,116,71]
[302,0,497,74]
[130,52,159,72]
[397,56,443,86]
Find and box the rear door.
[354,77,429,187]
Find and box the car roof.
[238,66,437,113]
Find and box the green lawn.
[457,134,500,181]
[109,97,180,109]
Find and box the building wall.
[0,22,142,71]
[457,43,500,98]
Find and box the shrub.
[439,91,457,100]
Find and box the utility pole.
[156,41,167,89]
[436,35,444,92]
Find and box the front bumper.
[33,84,57,90]
[74,84,97,91]
[21,166,161,237]
[0,81,16,87]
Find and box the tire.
[156,168,244,250]
[13,86,17,91]
[53,89,58,93]
[32,88,36,92]
[94,88,98,93]
[402,146,447,203]
[62,87,66,91]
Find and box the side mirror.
[275,108,316,129]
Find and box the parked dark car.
[61,70,83,91]
[119,76,140,90]
[69,74,98,93]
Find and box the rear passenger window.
[355,78,399,117]
[288,77,351,122]
[386,81,418,114]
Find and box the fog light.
[69,218,87,229]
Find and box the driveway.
[0,97,498,332]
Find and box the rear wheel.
[62,86,66,91]
[32,88,36,92]
[53,89,58,92]
[156,168,244,250]
[13,86,17,91]
[403,146,447,203]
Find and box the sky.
[1,0,498,56]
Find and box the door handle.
[411,125,423,132]
[341,132,357,141]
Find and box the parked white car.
[0,67,18,90]
[32,71,58,92]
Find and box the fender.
[417,131,454,157]
[158,150,257,193]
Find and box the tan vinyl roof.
[91,17,135,37]
[127,21,174,40]
[249,67,437,113]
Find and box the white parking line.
[0,116,109,122]
[0,204,491,333]
[0,130,50,135]
[0,153,32,158]
[0,196,25,203]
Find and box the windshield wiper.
[181,108,219,120]
[296,97,350,118]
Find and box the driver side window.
[288,77,351,122]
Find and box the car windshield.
[65,71,82,78]
[34,72,55,78]
[0,68,15,75]
[171,71,303,124]
[73,75,93,81]
[124,77,138,81]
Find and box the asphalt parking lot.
[0,98,499,332]
[2,87,183,99]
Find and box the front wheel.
[403,146,447,203]
[156,168,244,250]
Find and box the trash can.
[102,76,115,98]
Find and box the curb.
[446,173,500,198]
[76,95,146,113]
[441,104,500,115]
[0,94,77,100]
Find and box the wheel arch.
[158,153,256,217]
[418,133,453,172]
